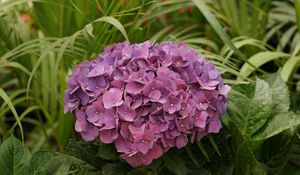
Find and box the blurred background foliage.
[0,0,300,174]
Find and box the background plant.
[0,0,300,174]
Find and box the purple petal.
[81,126,99,141]
[118,103,137,122]
[102,88,123,109]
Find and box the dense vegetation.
[0,0,300,174]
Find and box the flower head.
[65,41,230,167]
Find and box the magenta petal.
[146,144,164,160]
[126,81,144,94]
[195,111,208,128]
[86,107,99,123]
[118,104,137,122]
[120,154,143,167]
[81,126,99,141]
[75,110,86,121]
[99,129,118,143]
[88,64,105,77]
[98,109,116,130]
[137,141,153,155]
[176,135,187,148]
[208,118,221,133]
[149,90,161,100]
[115,136,132,154]
[219,85,231,96]
[129,124,145,135]
[102,88,123,109]
[75,120,88,132]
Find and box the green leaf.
[102,163,131,175]
[96,143,119,160]
[252,112,300,141]
[30,150,55,175]
[40,155,73,175]
[163,150,187,175]
[47,152,102,175]
[64,140,106,170]
[263,73,290,114]
[228,78,273,136]
[0,136,30,175]
[225,121,266,175]
[259,132,294,174]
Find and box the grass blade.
[239,51,290,79]
[93,16,129,41]
[0,88,24,142]
[294,0,300,34]
[191,0,262,72]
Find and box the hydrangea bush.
[64,41,230,167]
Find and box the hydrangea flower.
[64,41,230,167]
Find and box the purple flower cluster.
[64,41,230,167]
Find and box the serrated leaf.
[228,78,273,136]
[30,150,55,175]
[263,73,290,114]
[0,136,30,175]
[64,140,106,170]
[49,153,102,175]
[163,151,187,175]
[252,112,300,141]
[96,143,119,160]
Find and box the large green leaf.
[29,150,56,175]
[252,112,300,141]
[263,73,290,114]
[227,78,273,136]
[0,136,30,175]
[63,140,106,170]
[0,137,105,174]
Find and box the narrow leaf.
[192,0,260,71]
[239,52,289,79]
[0,89,24,142]
[163,151,187,175]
